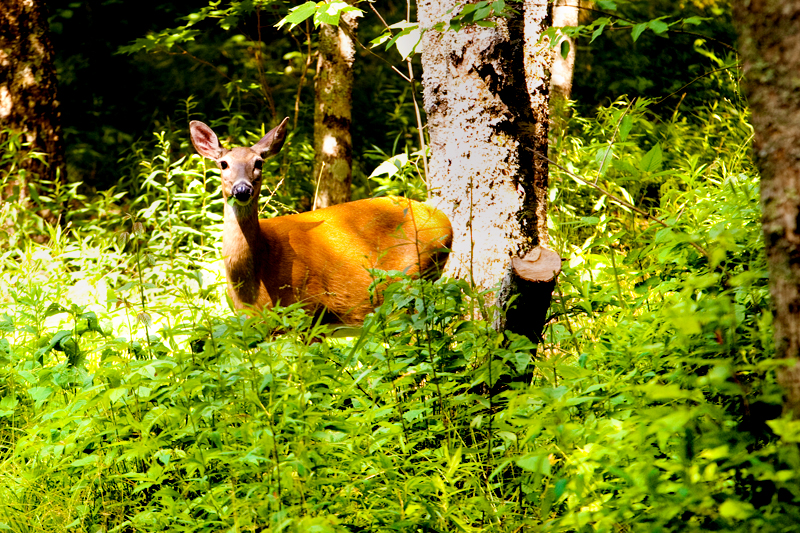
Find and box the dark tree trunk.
[0,0,65,202]
[312,11,358,210]
[733,0,800,417]
[418,0,555,339]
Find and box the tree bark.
[418,0,554,338]
[733,0,800,417]
[312,11,358,210]
[0,0,65,200]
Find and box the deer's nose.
[231,182,254,203]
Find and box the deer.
[189,117,453,325]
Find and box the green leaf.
[474,4,492,21]
[108,387,128,405]
[383,24,413,53]
[683,16,706,25]
[517,454,551,475]
[80,311,105,335]
[597,0,617,9]
[28,386,54,408]
[719,499,754,520]
[276,1,317,30]
[315,6,339,26]
[649,19,670,35]
[590,20,608,43]
[554,478,568,498]
[767,418,800,442]
[596,146,613,175]
[566,396,601,406]
[315,1,362,26]
[639,143,662,173]
[445,447,463,479]
[369,32,391,48]
[619,114,633,141]
[672,314,700,334]
[631,23,647,42]
[71,454,100,467]
[0,396,18,418]
[560,39,570,60]
[0,315,12,334]
[45,302,68,317]
[458,3,478,16]
[540,487,555,516]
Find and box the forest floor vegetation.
[1,95,798,532]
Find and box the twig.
[172,45,232,81]
[654,63,740,106]
[313,162,325,210]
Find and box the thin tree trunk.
[312,11,358,210]
[733,0,800,417]
[418,0,554,338]
[0,0,65,200]
[551,0,579,101]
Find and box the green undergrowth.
[1,96,800,532]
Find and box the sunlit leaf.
[720,499,755,520]
[369,154,409,178]
[369,32,391,48]
[276,1,317,29]
[395,28,422,60]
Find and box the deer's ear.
[190,121,225,160]
[252,117,289,158]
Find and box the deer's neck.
[222,201,265,307]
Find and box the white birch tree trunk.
[551,0,580,101]
[418,0,554,336]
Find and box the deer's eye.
[220,161,229,170]
[254,159,263,170]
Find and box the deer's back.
[257,197,452,323]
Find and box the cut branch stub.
[504,246,563,343]
[511,246,562,283]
